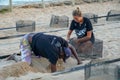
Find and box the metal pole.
[41,0,45,8]
[9,0,12,12]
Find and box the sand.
[88,75,115,80]
[0,1,120,80]
[4,60,86,80]
[0,62,38,79]
[5,71,84,80]
[0,1,119,56]
[0,57,86,80]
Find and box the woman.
[67,7,95,54]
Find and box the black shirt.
[70,17,95,43]
[31,33,68,65]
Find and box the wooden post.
[9,0,12,12]
[72,0,75,6]
[41,0,45,8]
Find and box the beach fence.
[52,57,120,80]
[0,0,116,12]
[0,0,12,11]
[85,58,120,80]
[0,0,75,9]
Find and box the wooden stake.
[41,0,45,8]
[9,0,12,12]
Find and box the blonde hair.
[72,7,82,17]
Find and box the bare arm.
[51,64,57,72]
[69,44,81,65]
[67,30,73,41]
[77,31,92,43]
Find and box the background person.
[67,7,95,54]
[20,33,81,72]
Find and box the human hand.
[77,61,82,65]
[77,60,82,65]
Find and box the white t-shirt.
[20,34,32,65]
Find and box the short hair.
[72,7,82,17]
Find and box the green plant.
[0,8,9,14]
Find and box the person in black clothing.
[67,7,95,54]
[20,33,81,72]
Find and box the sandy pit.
[0,56,83,80]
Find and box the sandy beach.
[0,1,119,56]
[0,1,120,80]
